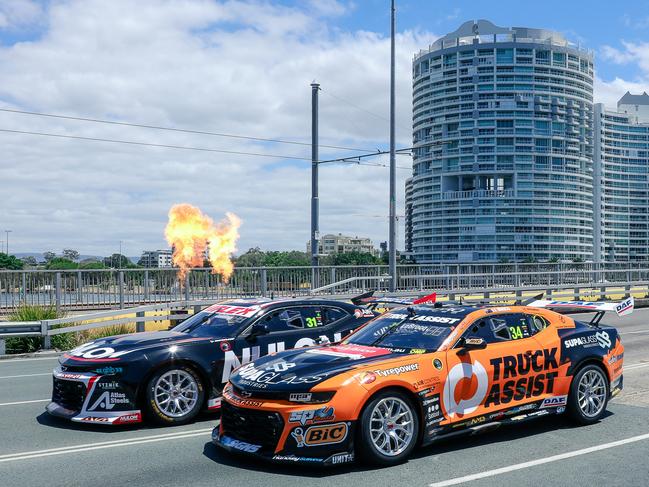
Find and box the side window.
[300,307,325,328]
[489,314,532,341]
[261,309,304,332]
[463,318,495,343]
[322,307,349,325]
[528,315,549,334]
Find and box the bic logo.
[442,360,489,418]
[291,423,348,447]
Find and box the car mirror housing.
[247,323,270,340]
[457,336,487,355]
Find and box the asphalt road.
[1,310,649,487]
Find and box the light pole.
[5,230,12,255]
[119,240,123,268]
[388,0,397,291]
[311,81,320,269]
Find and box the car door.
[220,305,331,385]
[442,313,548,426]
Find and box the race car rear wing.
[526,296,634,327]
[351,290,437,309]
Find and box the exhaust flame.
[164,204,241,283]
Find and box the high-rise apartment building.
[594,94,649,262]
[408,20,594,263]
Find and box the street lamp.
[4,230,12,255]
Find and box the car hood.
[230,343,400,391]
[60,331,210,364]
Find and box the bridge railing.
[1,263,649,313]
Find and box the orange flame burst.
[164,204,241,283]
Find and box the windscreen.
[174,304,261,338]
[345,308,465,352]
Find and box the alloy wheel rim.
[369,397,414,456]
[577,369,606,418]
[154,370,199,418]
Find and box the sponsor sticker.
[540,395,567,408]
[221,436,262,453]
[565,332,611,350]
[204,304,260,317]
[289,406,335,426]
[328,453,355,465]
[291,422,348,447]
[373,363,419,377]
[289,393,313,403]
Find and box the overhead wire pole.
[389,0,397,292]
[311,82,320,276]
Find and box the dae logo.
[540,395,567,408]
[292,423,348,447]
[442,360,489,417]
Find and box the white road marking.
[621,330,649,335]
[624,363,649,371]
[0,399,49,406]
[0,356,60,363]
[0,373,51,379]
[0,427,213,463]
[429,432,649,486]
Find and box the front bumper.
[211,387,355,466]
[212,426,355,466]
[46,368,142,425]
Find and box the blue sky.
[0,0,647,255]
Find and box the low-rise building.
[307,233,378,256]
[139,249,173,268]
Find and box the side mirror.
[457,336,487,355]
[247,323,269,341]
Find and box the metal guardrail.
[0,300,219,355]
[1,279,646,356]
[2,263,649,313]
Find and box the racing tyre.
[145,365,205,425]
[357,390,419,466]
[567,364,609,425]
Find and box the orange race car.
[212,296,631,466]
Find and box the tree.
[0,253,24,270]
[46,257,78,270]
[103,254,134,268]
[235,247,266,267]
[322,251,382,266]
[21,256,38,266]
[62,249,80,261]
[79,261,107,270]
[43,251,56,263]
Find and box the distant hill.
[12,253,137,264]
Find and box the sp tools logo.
[442,360,489,417]
[291,423,348,447]
[289,406,335,426]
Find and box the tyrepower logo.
[291,423,348,447]
[373,363,419,377]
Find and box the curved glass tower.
[409,20,594,263]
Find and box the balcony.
[442,189,515,200]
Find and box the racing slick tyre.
[567,364,609,425]
[357,390,419,466]
[145,365,205,425]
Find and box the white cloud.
[0,0,43,29]
[0,0,435,256]
[596,40,649,109]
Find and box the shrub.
[5,304,61,354]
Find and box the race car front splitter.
[47,368,142,425]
